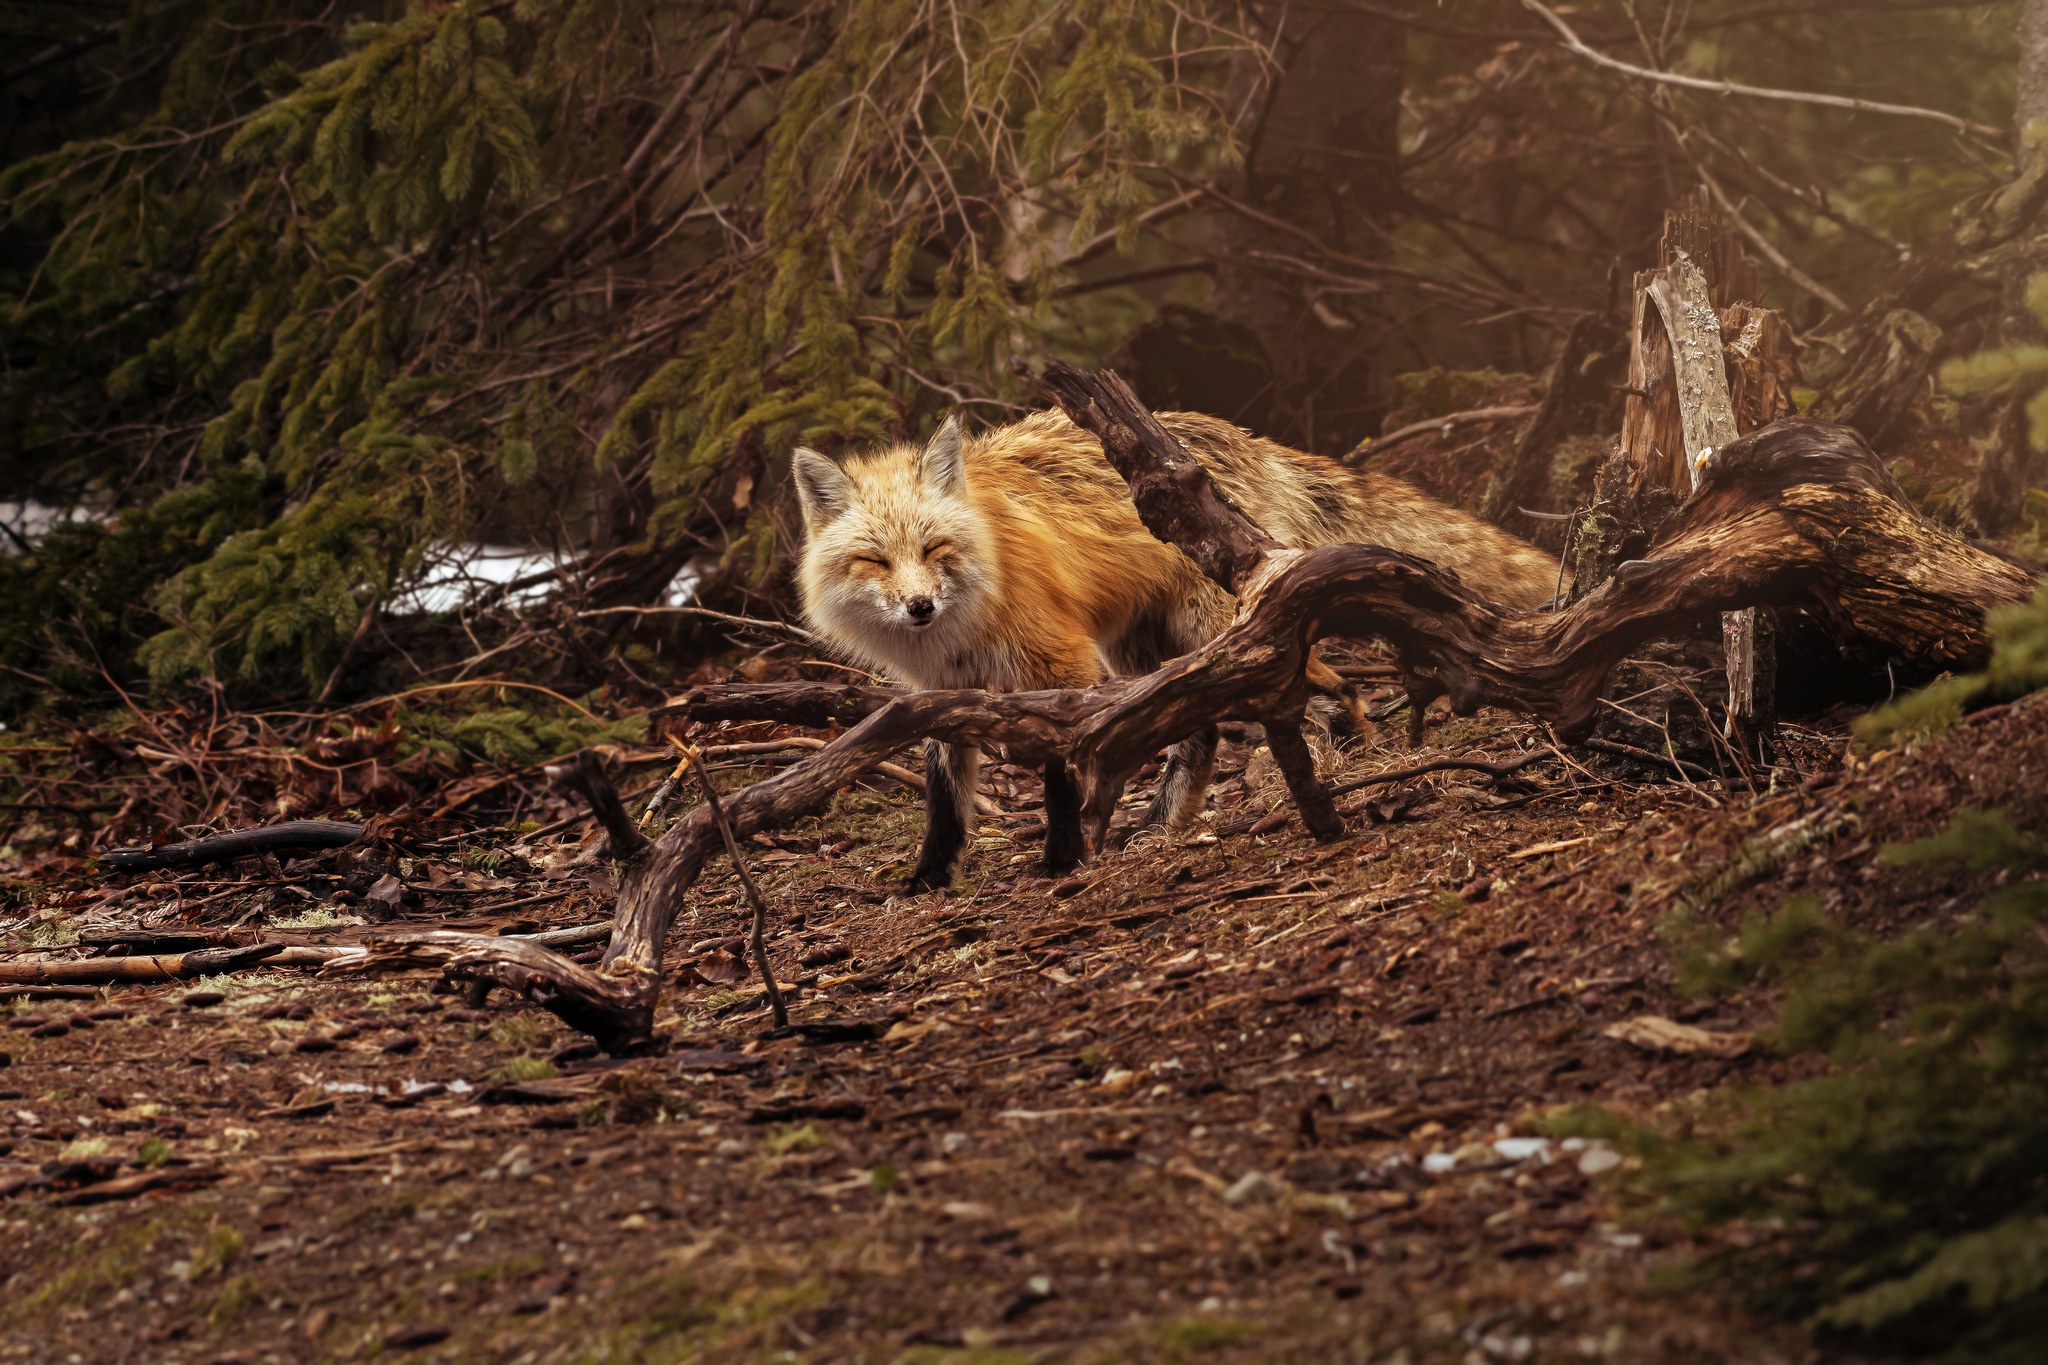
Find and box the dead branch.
[0,943,285,985]
[544,750,647,859]
[684,745,787,1028]
[1326,752,1550,797]
[1033,360,1281,596]
[1518,0,2003,141]
[1583,737,1718,782]
[99,820,364,874]
[1359,405,1540,460]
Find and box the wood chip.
[1601,1015,1753,1058]
[1507,837,1591,860]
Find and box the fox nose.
[906,596,935,621]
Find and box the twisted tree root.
[339,413,2027,1051]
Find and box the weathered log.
[336,411,2029,1051]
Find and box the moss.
[4,1210,208,1324]
[495,1055,557,1083]
[1152,1316,1254,1356]
[764,1123,828,1155]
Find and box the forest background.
[3,0,2044,719]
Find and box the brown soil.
[6,691,2029,1364]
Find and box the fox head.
[791,416,996,682]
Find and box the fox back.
[791,408,1559,694]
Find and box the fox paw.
[905,862,955,893]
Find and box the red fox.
[792,408,1559,889]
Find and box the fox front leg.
[1042,756,1086,876]
[907,739,979,891]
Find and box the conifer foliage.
[0,0,2026,711]
[1,0,1256,705]
[1633,597,2048,1358]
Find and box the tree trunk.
[1209,4,1406,452]
[2021,0,2048,169]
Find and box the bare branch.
[1518,0,2005,142]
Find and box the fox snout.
[906,596,936,623]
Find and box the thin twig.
[1326,752,1549,797]
[1519,0,2003,141]
[1349,405,1540,461]
[683,745,788,1028]
[1584,736,1717,782]
[578,605,815,646]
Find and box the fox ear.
[918,415,966,495]
[790,448,851,527]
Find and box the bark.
[338,405,2031,1052]
[1605,191,1803,754]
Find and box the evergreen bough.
[1619,587,2048,1360]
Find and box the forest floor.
[2,673,2037,1365]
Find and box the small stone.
[940,1132,974,1155]
[1221,1170,1285,1206]
[1460,877,1494,903]
[180,991,225,1009]
[7,1014,47,1030]
[64,1014,95,1030]
[380,1032,420,1055]
[29,1022,70,1039]
[291,1036,337,1054]
[1577,1145,1624,1177]
[1492,1137,1551,1163]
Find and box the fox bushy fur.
[792,408,1559,888]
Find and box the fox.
[791,408,1561,890]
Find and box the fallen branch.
[575,604,816,647]
[544,751,647,860]
[0,942,284,985]
[1353,404,1539,460]
[684,745,788,1029]
[98,820,363,874]
[1326,752,1550,796]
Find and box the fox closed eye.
[923,540,952,559]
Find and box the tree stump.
[1594,188,1803,763]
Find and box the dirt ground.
[4,684,2034,1364]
